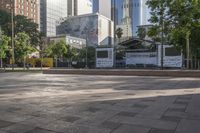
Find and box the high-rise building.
[68,0,93,16]
[40,0,92,37]
[93,0,111,19]
[0,0,40,24]
[40,0,68,37]
[56,13,114,47]
[116,0,133,38]
[112,0,150,37]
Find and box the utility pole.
[113,0,116,68]
[0,26,2,68]
[11,0,15,70]
[161,2,164,70]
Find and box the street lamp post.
[11,0,15,70]
[160,2,164,70]
[113,0,116,68]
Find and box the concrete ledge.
[0,69,5,73]
[43,69,200,78]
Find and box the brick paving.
[0,72,200,133]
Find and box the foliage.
[15,32,34,61]
[137,27,146,40]
[0,34,10,59]
[115,28,123,39]
[45,40,67,59]
[0,10,40,47]
[146,0,200,58]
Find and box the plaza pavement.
[0,72,200,133]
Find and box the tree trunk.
[55,58,57,68]
[0,58,3,68]
[23,57,26,70]
[186,32,190,69]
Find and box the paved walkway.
[0,72,200,133]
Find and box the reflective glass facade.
[40,0,68,37]
[112,0,150,36]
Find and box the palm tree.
[115,28,123,43]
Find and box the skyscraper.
[0,0,40,25]
[116,0,133,38]
[40,0,93,37]
[68,0,92,16]
[112,0,150,37]
[40,0,68,37]
[93,0,112,19]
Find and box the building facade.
[40,0,68,37]
[68,0,92,16]
[112,0,150,37]
[40,0,92,37]
[93,0,111,19]
[56,13,114,47]
[0,0,40,24]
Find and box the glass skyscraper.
[40,0,68,37]
[112,0,150,37]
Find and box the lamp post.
[0,26,2,68]
[113,0,116,68]
[83,27,89,69]
[160,2,164,70]
[11,0,15,70]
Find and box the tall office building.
[40,0,92,37]
[116,0,133,38]
[112,0,150,37]
[68,0,92,16]
[0,0,40,24]
[40,0,68,37]
[93,0,112,19]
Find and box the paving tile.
[109,116,177,130]
[0,120,15,128]
[132,104,149,109]
[25,128,56,133]
[116,111,137,117]
[112,124,150,133]
[167,108,186,112]
[176,119,200,133]
[61,125,111,133]
[99,121,121,130]
[149,128,175,133]
[1,124,35,133]
[38,120,71,133]
[85,107,101,113]
[60,116,81,123]
[20,117,56,128]
[160,116,181,123]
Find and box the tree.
[45,40,67,67]
[0,10,40,47]
[168,0,200,68]
[137,27,146,40]
[15,32,34,69]
[0,32,10,68]
[115,28,123,42]
[146,0,200,68]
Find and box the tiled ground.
[0,72,200,133]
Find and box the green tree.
[45,40,67,67]
[15,32,34,69]
[168,0,200,67]
[146,0,200,68]
[137,27,147,40]
[0,10,40,47]
[115,28,123,42]
[0,32,10,68]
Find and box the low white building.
[56,13,114,47]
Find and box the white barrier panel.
[126,52,157,65]
[96,48,114,68]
